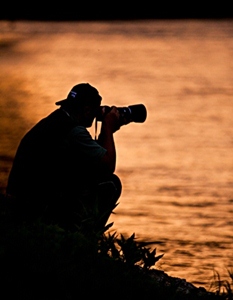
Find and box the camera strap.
[94,118,98,140]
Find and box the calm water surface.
[0,20,232,289]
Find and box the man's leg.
[95,174,122,230]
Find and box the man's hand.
[102,106,121,133]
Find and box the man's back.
[6,109,77,215]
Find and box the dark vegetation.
[0,192,232,300]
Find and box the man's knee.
[98,174,122,202]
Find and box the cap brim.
[55,99,67,105]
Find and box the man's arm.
[97,106,120,173]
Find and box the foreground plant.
[99,231,164,269]
[210,269,233,300]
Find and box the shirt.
[6,108,106,199]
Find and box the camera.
[96,104,147,126]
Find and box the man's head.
[56,83,102,107]
[56,83,102,127]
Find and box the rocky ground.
[147,269,223,300]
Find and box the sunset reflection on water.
[0,19,232,288]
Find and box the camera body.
[96,104,147,126]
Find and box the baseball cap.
[55,83,102,106]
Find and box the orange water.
[0,19,232,288]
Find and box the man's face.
[84,102,101,127]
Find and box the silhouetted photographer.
[6,83,147,232]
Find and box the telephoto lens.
[123,104,147,123]
[97,104,147,126]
